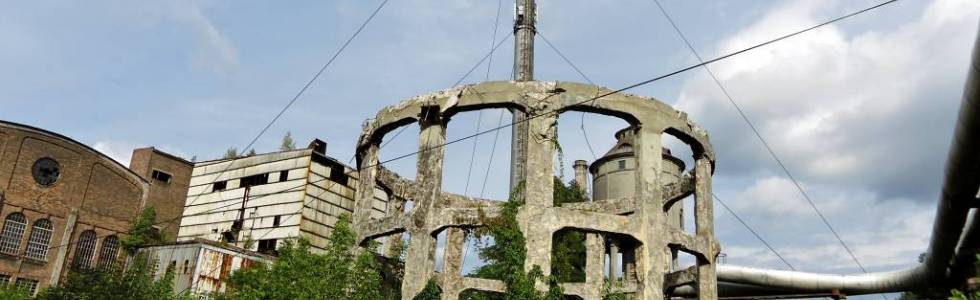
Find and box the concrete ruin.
[351,80,718,299]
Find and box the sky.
[2,0,979,298]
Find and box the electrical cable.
[651,0,893,277]
[713,193,796,271]
[464,0,506,197]
[537,31,599,160]
[182,0,390,210]
[59,1,898,293]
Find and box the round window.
[32,157,61,186]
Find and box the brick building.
[0,120,192,295]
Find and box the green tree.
[280,132,296,151]
[0,284,31,300]
[219,214,384,300]
[38,255,188,300]
[223,148,239,159]
[121,207,166,255]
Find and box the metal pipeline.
[700,28,980,296]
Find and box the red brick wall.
[0,122,149,292]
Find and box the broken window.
[272,215,281,227]
[0,213,27,255]
[151,170,172,183]
[257,239,278,255]
[329,166,349,186]
[25,219,52,261]
[240,173,270,188]
[279,170,288,182]
[73,230,97,269]
[213,181,227,192]
[0,273,9,284]
[97,235,119,271]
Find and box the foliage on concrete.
[465,182,564,300]
[411,279,442,300]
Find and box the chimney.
[308,139,327,155]
[573,160,589,192]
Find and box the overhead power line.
[537,31,599,160]
[650,0,898,276]
[541,26,798,272]
[182,0,390,209]
[713,194,797,270]
[49,0,393,253]
[373,0,899,170]
[65,0,897,280]
[464,0,506,196]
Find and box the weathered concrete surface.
[352,81,717,299]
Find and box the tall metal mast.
[510,0,535,189]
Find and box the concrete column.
[401,111,447,299]
[631,126,666,300]
[585,233,604,298]
[519,106,556,276]
[623,245,636,280]
[440,228,465,300]
[50,208,78,285]
[609,240,620,280]
[573,160,589,193]
[694,158,717,299]
[382,195,406,258]
[353,143,380,227]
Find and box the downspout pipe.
[707,27,980,296]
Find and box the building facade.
[0,121,192,295]
[177,140,389,254]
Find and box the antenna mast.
[510,0,536,189]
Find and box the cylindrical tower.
[587,126,688,277]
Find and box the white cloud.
[93,140,141,165]
[700,0,975,276]
[170,1,239,75]
[676,0,980,200]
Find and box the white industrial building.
[176,140,389,254]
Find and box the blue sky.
[3,0,979,298]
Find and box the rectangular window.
[618,160,626,170]
[15,278,38,296]
[240,173,269,188]
[272,215,281,227]
[213,181,227,192]
[150,170,172,183]
[278,170,288,182]
[0,273,9,284]
[257,239,278,255]
[329,166,349,186]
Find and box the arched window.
[97,235,119,271]
[25,219,52,261]
[73,230,97,269]
[0,213,27,254]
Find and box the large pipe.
[708,27,980,296]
